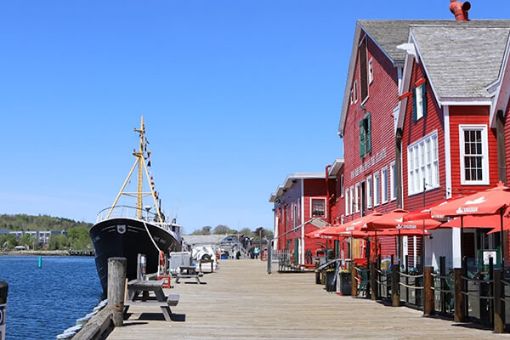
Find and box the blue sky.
[0,1,508,233]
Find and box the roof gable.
[412,26,510,99]
[340,20,510,136]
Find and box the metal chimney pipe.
[449,0,471,22]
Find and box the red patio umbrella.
[403,196,463,222]
[430,183,510,218]
[321,212,383,236]
[441,211,510,229]
[305,225,339,239]
[429,182,510,268]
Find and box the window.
[345,189,350,215]
[355,183,361,213]
[381,167,389,203]
[459,125,489,185]
[407,132,440,195]
[359,113,372,157]
[311,199,326,217]
[413,83,427,121]
[390,161,397,201]
[293,203,299,228]
[368,58,374,84]
[359,38,369,102]
[349,187,354,215]
[373,172,380,206]
[366,176,372,208]
[352,80,358,103]
[340,175,344,197]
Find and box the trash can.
[315,270,321,285]
[326,269,336,292]
[339,272,352,296]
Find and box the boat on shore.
[90,117,182,295]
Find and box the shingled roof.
[411,26,510,99]
[359,20,510,65]
[339,20,510,135]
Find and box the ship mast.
[106,116,165,222]
[134,116,145,219]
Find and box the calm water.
[0,256,102,340]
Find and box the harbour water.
[0,256,101,340]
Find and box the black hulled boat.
[90,117,182,295]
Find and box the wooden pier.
[108,260,507,339]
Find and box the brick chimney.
[449,0,471,21]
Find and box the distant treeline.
[0,214,92,251]
[191,224,273,240]
[0,214,91,231]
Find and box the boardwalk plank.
[108,260,507,339]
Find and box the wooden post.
[391,262,400,307]
[267,245,272,274]
[454,268,465,322]
[108,257,127,327]
[439,256,446,314]
[423,266,434,317]
[351,263,358,297]
[487,257,494,327]
[493,268,505,333]
[377,256,382,298]
[370,262,377,300]
[0,281,8,340]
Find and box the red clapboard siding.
[379,236,397,258]
[402,61,446,212]
[342,31,399,221]
[449,106,498,196]
[505,100,510,184]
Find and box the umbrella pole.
[460,216,465,272]
[501,208,505,270]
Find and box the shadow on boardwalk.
[108,260,507,339]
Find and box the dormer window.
[413,82,427,121]
[351,80,358,104]
[359,113,372,157]
[368,58,374,84]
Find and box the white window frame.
[407,131,440,196]
[373,171,380,206]
[459,124,490,185]
[345,188,350,216]
[353,80,358,103]
[368,58,374,84]
[340,174,344,197]
[366,175,372,209]
[390,161,396,201]
[310,197,327,218]
[415,84,424,121]
[355,183,360,213]
[381,167,389,204]
[349,187,354,215]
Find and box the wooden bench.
[124,294,180,322]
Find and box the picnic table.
[125,279,180,321]
[176,265,204,284]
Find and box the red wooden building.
[270,163,344,266]
[397,23,510,268]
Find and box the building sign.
[483,251,498,265]
[350,148,387,180]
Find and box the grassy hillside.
[0,214,92,231]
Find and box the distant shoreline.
[0,250,94,256]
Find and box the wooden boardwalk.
[108,260,508,339]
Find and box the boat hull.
[90,218,181,296]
